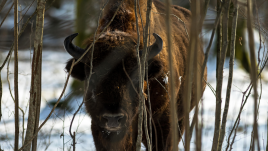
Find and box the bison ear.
[139,33,163,60]
[146,33,163,79]
[147,33,163,60]
[65,59,86,81]
[147,58,163,80]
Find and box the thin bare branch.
[141,0,153,149]
[0,2,14,29]
[164,0,179,150]
[211,0,231,150]
[247,0,260,150]
[0,0,7,13]
[72,132,75,151]
[6,53,26,145]
[193,1,202,151]
[217,1,239,150]
[69,100,84,138]
[0,9,37,70]
[18,0,36,25]
[0,72,2,121]
[201,1,224,81]
[182,0,201,150]
[146,61,153,150]
[134,0,144,149]
[18,60,75,151]
[14,0,19,150]
[23,0,46,150]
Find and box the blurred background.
[0,0,268,150]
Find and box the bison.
[64,0,207,150]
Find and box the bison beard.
[64,0,207,151]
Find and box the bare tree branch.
[201,1,224,79]
[182,0,201,150]
[217,1,239,150]
[18,59,75,151]
[0,2,14,29]
[23,0,46,150]
[0,0,7,13]
[134,0,144,149]
[6,53,26,145]
[0,72,2,121]
[0,9,37,70]
[247,0,260,150]
[194,1,202,150]
[14,0,19,150]
[211,0,231,150]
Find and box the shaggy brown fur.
[65,0,207,150]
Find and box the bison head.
[64,32,163,142]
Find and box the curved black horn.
[139,33,163,60]
[64,33,86,59]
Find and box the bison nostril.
[102,113,124,128]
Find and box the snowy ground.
[0,50,267,151]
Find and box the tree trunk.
[23,0,46,150]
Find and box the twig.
[0,0,55,70]
[253,0,262,66]
[136,0,154,149]
[165,0,179,149]
[266,117,268,151]
[123,61,159,151]
[6,53,26,145]
[18,60,75,151]
[0,2,14,29]
[72,132,75,151]
[199,0,210,32]
[247,0,260,150]
[0,71,2,121]
[211,0,231,150]
[0,0,7,13]
[14,0,19,150]
[134,1,143,149]
[217,1,239,150]
[18,0,36,25]
[183,0,201,150]
[0,9,37,70]
[229,116,240,151]
[201,1,224,80]
[225,54,268,150]
[87,0,109,94]
[146,61,154,150]
[69,100,84,138]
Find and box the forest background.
[0,0,268,151]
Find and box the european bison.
[64,0,207,150]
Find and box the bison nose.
[102,113,124,128]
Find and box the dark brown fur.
[65,0,207,150]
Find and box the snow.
[0,50,267,151]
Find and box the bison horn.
[140,33,163,60]
[64,33,86,60]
